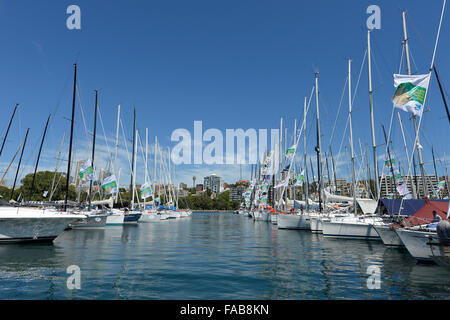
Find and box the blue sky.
[0,0,448,188]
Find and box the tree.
[18,171,77,201]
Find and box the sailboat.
[321,60,382,240]
[67,83,108,229]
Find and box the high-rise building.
[203,174,224,194]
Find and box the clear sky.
[0,0,448,188]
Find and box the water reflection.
[0,213,449,299]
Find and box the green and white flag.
[286,145,296,157]
[293,170,304,186]
[393,73,430,116]
[101,175,118,195]
[78,160,94,182]
[438,180,446,190]
[385,159,396,167]
[140,182,153,199]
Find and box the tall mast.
[382,125,397,197]
[402,11,428,197]
[64,63,77,211]
[303,97,309,210]
[114,105,120,179]
[10,128,30,200]
[397,112,417,198]
[144,127,148,209]
[30,114,51,200]
[0,104,18,160]
[431,146,438,184]
[433,66,450,123]
[130,108,136,208]
[330,146,338,194]
[154,136,157,205]
[367,30,379,200]
[315,72,322,213]
[348,60,357,215]
[88,90,98,209]
[131,129,138,208]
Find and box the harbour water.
[0,212,449,299]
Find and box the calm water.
[0,212,449,299]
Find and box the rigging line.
[97,104,116,175]
[349,49,367,112]
[120,118,133,171]
[328,76,348,148]
[408,46,420,75]
[75,80,92,161]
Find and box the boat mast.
[0,104,18,160]
[367,30,380,200]
[114,104,120,204]
[397,112,417,198]
[64,64,77,211]
[348,60,357,215]
[433,66,450,123]
[30,114,51,200]
[49,133,65,201]
[10,128,30,200]
[154,136,157,207]
[144,127,148,210]
[303,97,309,210]
[402,11,428,197]
[130,108,136,209]
[315,72,322,213]
[382,125,398,197]
[88,90,98,209]
[330,147,337,195]
[131,129,138,209]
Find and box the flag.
[286,145,296,157]
[393,73,430,116]
[43,191,48,198]
[262,151,275,175]
[387,193,394,199]
[101,175,118,195]
[385,159,395,167]
[78,160,94,182]
[438,180,446,190]
[140,182,153,199]
[274,177,289,189]
[396,183,409,196]
[293,170,305,186]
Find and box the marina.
[0,0,449,302]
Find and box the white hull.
[106,212,124,226]
[310,216,323,233]
[169,211,181,219]
[374,225,404,247]
[70,214,108,229]
[0,208,83,243]
[322,218,381,240]
[271,214,277,224]
[277,214,311,230]
[139,212,161,222]
[395,228,438,261]
[253,211,271,221]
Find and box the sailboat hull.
[374,225,404,247]
[277,214,311,230]
[395,228,437,262]
[322,220,381,240]
[253,211,271,221]
[0,210,83,243]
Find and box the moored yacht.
[0,200,85,243]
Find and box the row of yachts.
[236,204,450,267]
[0,197,191,243]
